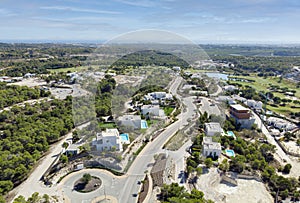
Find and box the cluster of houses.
[202,103,258,159]
[0,73,35,83]
[89,91,173,153]
[202,123,223,158]
[202,122,237,159]
[266,117,297,131]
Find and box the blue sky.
[0,0,300,43]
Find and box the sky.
[0,0,300,44]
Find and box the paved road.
[61,169,127,203]
[118,78,197,203]
[11,122,90,202]
[199,97,221,116]
[11,76,198,203]
[210,84,222,97]
[252,112,300,177]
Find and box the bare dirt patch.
[196,168,273,203]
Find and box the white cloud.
[40,6,121,15]
[0,8,17,17]
[113,0,157,7]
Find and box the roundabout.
[73,174,102,193]
[60,169,127,203]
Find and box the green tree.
[27,192,40,203]
[60,154,68,164]
[296,139,300,146]
[196,167,203,176]
[13,196,27,203]
[82,173,92,184]
[0,180,13,194]
[62,142,69,149]
[204,158,213,168]
[0,195,5,203]
[219,159,229,171]
[283,163,292,174]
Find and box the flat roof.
[205,122,222,132]
[230,104,249,111]
[203,137,221,150]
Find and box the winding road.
[11,76,199,203]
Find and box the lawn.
[229,75,300,98]
[163,106,175,116]
[98,122,116,129]
[228,74,300,116]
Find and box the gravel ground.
[196,168,273,203]
[9,78,47,87]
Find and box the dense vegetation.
[0,84,50,108]
[202,44,300,57]
[0,97,73,197]
[214,55,300,75]
[95,75,116,117]
[159,183,213,203]
[0,43,93,77]
[111,50,190,71]
[220,135,300,200]
[13,192,56,203]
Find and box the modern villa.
[118,114,143,129]
[141,105,165,117]
[144,91,173,101]
[204,122,224,136]
[230,104,255,129]
[92,128,123,152]
[245,99,263,110]
[202,137,221,158]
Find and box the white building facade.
[204,122,224,136]
[202,137,221,158]
[92,129,123,152]
[141,105,165,117]
[118,115,142,129]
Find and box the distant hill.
[110,50,190,71]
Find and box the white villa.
[223,85,237,91]
[204,122,224,136]
[92,129,123,152]
[202,137,221,158]
[245,99,263,110]
[144,92,173,101]
[118,115,142,129]
[173,66,181,71]
[141,105,165,117]
[267,117,297,131]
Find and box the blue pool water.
[141,120,148,129]
[225,149,235,157]
[120,133,129,142]
[227,131,235,137]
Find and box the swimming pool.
[225,149,235,157]
[227,131,236,139]
[141,120,148,129]
[120,133,130,144]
